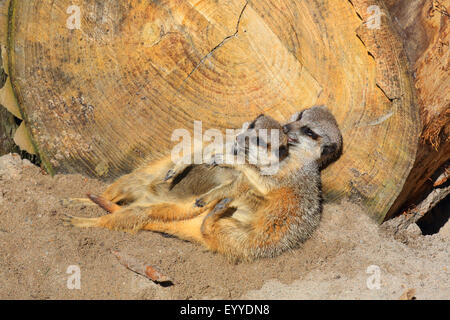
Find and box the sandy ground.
[0,153,448,300]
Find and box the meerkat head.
[233,114,289,170]
[282,105,343,168]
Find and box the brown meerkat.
[65,106,343,263]
[64,114,289,228]
[193,105,343,262]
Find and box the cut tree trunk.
[0,1,17,156]
[4,0,420,222]
[385,0,449,220]
[0,102,17,155]
[0,0,35,156]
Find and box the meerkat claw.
[62,213,99,228]
[194,198,206,208]
[62,214,75,227]
[164,169,176,181]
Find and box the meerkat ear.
[289,111,304,122]
[321,143,337,157]
[256,114,265,119]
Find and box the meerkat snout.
[284,105,343,168]
[233,114,289,166]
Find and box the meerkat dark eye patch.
[248,120,256,129]
[278,145,289,159]
[301,126,319,140]
[321,143,337,156]
[296,111,304,121]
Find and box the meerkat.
[64,114,289,229]
[65,106,343,262]
[186,105,343,262]
[163,114,289,208]
[285,105,342,169]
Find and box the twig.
[385,184,449,232]
[111,250,173,285]
[433,168,449,187]
[411,185,449,219]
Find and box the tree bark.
[0,102,18,156]
[385,0,449,220]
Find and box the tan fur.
[65,107,343,262]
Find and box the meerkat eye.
[301,126,319,140]
[248,120,256,129]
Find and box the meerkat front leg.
[200,198,234,238]
[164,153,224,182]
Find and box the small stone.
[406,223,422,237]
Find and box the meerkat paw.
[62,214,100,228]
[194,198,207,208]
[164,162,190,182]
[210,198,233,214]
[194,194,215,207]
[201,198,233,234]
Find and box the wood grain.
[5,0,420,221]
[385,0,449,219]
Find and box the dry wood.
[0,103,17,155]
[1,0,37,155]
[12,121,35,155]
[434,167,449,187]
[111,250,172,285]
[0,0,21,120]
[386,0,449,219]
[412,185,449,220]
[384,172,449,232]
[4,0,419,222]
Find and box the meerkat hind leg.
[195,180,236,207]
[63,208,149,232]
[62,214,101,228]
[143,213,208,244]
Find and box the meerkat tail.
[87,193,122,213]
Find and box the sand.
[0,153,448,299]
